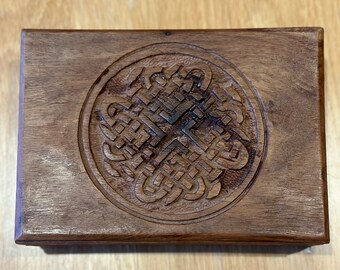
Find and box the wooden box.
[15,28,329,245]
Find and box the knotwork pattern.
[79,43,266,223]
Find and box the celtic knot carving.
[79,43,266,223]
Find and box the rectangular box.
[16,28,328,245]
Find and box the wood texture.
[1,0,339,269]
[16,29,327,245]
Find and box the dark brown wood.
[15,28,328,245]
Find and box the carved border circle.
[79,43,267,224]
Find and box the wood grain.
[1,0,339,269]
[16,29,327,245]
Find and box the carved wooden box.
[15,28,329,245]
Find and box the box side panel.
[317,28,329,243]
[15,31,26,242]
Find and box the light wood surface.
[0,0,338,269]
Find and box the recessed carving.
[79,43,267,224]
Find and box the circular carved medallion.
[79,43,267,224]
